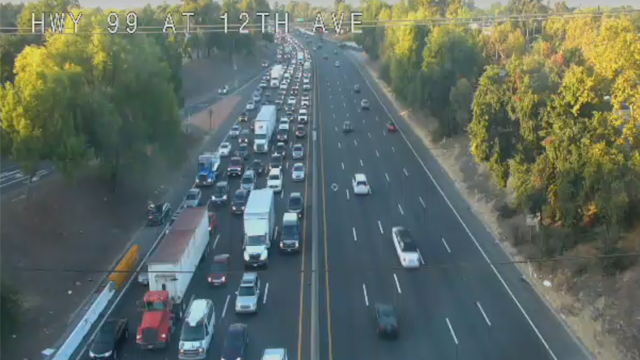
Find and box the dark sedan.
[251,159,265,175]
[269,154,283,170]
[89,318,128,359]
[232,189,248,214]
[227,157,244,177]
[296,125,306,138]
[374,303,399,339]
[221,324,249,360]
[236,143,250,159]
[146,202,171,226]
[208,254,230,286]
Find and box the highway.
[313,39,592,360]
[73,50,313,360]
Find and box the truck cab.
[280,212,301,252]
[137,291,174,349]
[178,299,215,360]
[195,153,219,187]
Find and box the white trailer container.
[254,105,277,153]
[147,207,210,303]
[243,189,276,267]
[270,65,284,88]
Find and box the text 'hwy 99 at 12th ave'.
[30,11,364,35]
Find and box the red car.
[387,122,398,132]
[208,254,229,286]
[209,212,218,234]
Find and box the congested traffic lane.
[82,66,314,360]
[316,42,589,360]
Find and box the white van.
[179,299,215,359]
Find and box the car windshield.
[232,126,240,130]
[268,173,280,181]
[239,145,247,152]
[253,161,262,167]
[282,224,299,237]
[276,145,285,151]
[225,331,245,347]
[214,185,227,195]
[247,235,266,246]
[234,192,246,202]
[297,126,304,131]
[186,192,198,200]
[180,323,205,342]
[211,261,227,273]
[242,175,253,184]
[238,286,256,296]
[289,197,302,208]
[294,146,302,152]
[379,306,396,319]
[356,181,367,187]
[230,159,241,166]
[271,155,282,163]
[294,165,304,172]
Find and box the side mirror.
[235,291,239,295]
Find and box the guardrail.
[49,281,116,360]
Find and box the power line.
[1,9,637,36]
[9,251,640,275]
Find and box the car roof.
[243,170,255,176]
[269,168,281,175]
[290,192,302,198]
[354,173,367,181]
[293,144,303,149]
[185,299,213,325]
[293,163,304,168]
[213,254,230,262]
[188,188,200,194]
[235,189,247,196]
[241,272,258,284]
[228,323,247,335]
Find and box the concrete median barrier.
[109,245,139,290]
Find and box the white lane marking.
[417,249,425,264]
[477,301,492,326]
[378,220,384,234]
[383,130,386,136]
[362,284,369,306]
[376,150,380,157]
[263,283,269,304]
[334,126,338,131]
[385,173,390,182]
[346,112,349,117]
[341,162,345,170]
[344,103,346,107]
[368,132,372,138]
[331,104,334,108]
[280,191,284,198]
[446,318,459,345]
[393,274,402,294]
[213,235,220,249]
[286,162,289,169]
[354,139,358,146]
[360,159,364,166]
[338,142,341,148]
[333,114,336,118]
[398,204,404,215]
[346,189,350,200]
[419,196,426,208]
[222,295,230,318]
[442,237,451,253]
[391,146,395,153]
[403,168,409,176]
[355,57,560,360]
[352,227,358,241]
[376,116,379,121]
[362,118,365,123]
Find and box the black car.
[236,143,250,159]
[239,129,251,145]
[287,192,304,217]
[374,303,399,338]
[342,121,353,133]
[270,154,283,170]
[211,181,229,205]
[296,125,306,138]
[251,159,265,175]
[232,189,248,214]
[277,128,289,142]
[208,254,230,286]
[221,324,249,360]
[286,111,294,120]
[89,318,128,359]
[227,157,244,177]
[274,142,287,158]
[147,202,171,226]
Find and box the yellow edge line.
[317,53,335,360]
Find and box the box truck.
[243,189,275,267]
[254,105,277,153]
[270,65,284,88]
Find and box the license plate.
[253,264,259,267]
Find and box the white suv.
[301,96,310,107]
[179,299,215,359]
[267,168,283,193]
[352,173,371,195]
[298,109,308,123]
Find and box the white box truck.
[270,65,284,88]
[147,207,210,304]
[243,189,275,268]
[254,105,277,153]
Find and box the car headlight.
[260,251,268,260]
[243,252,250,261]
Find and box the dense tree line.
[353,0,640,270]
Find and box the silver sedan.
[291,163,305,181]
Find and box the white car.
[279,118,290,130]
[219,142,232,157]
[303,78,310,84]
[246,101,256,111]
[229,125,241,137]
[335,61,340,67]
[298,109,308,123]
[303,84,311,91]
[352,173,371,195]
[287,96,297,106]
[252,93,261,102]
[267,168,283,192]
[392,226,421,268]
[280,82,288,90]
[292,144,304,159]
[259,81,268,88]
[300,96,310,107]
[291,163,305,181]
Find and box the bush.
[600,245,637,277]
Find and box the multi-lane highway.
[313,40,592,360]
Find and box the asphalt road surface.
[313,42,592,360]
[73,59,313,360]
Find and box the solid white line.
[222,295,230,318]
[391,146,395,153]
[280,191,284,198]
[446,318,459,345]
[368,132,372,138]
[263,283,269,304]
[354,139,358,146]
[403,168,409,176]
[417,249,425,264]
[376,150,380,157]
[338,142,341,148]
[341,162,345,170]
[352,55,561,360]
[352,227,357,241]
[419,196,426,209]
[442,237,451,253]
[477,301,492,326]
[378,220,384,234]
[398,204,404,215]
[385,173,390,182]
[346,189,350,200]
[213,235,220,249]
[393,274,402,294]
[362,284,369,306]
[383,130,386,136]
[360,159,364,166]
